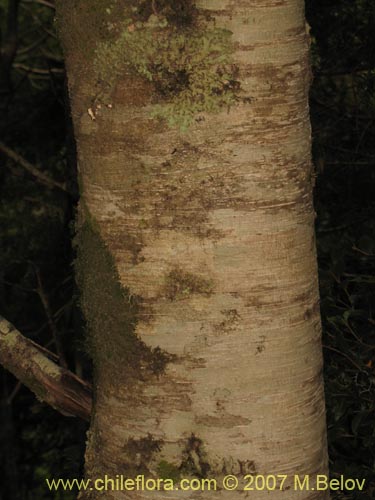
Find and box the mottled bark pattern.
[57,0,329,498]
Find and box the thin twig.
[151,0,159,15]
[34,266,68,369]
[323,344,365,373]
[7,381,22,404]
[0,141,70,195]
[13,63,64,74]
[17,35,48,55]
[22,0,55,10]
[0,0,20,95]
[352,245,374,257]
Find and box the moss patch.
[164,268,214,300]
[157,460,181,481]
[74,214,173,381]
[94,0,240,130]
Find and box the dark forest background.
[0,0,374,498]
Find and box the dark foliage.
[307,0,375,497]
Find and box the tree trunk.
[56,0,329,498]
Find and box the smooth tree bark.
[55,0,329,498]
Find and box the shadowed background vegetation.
[0,0,374,498]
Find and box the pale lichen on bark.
[92,0,242,129]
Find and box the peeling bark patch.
[152,163,243,234]
[123,434,163,473]
[230,459,257,475]
[196,413,251,428]
[303,300,320,321]
[110,230,144,265]
[255,334,266,354]
[181,435,210,478]
[164,268,214,300]
[214,308,241,334]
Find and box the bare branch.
[0,0,20,95]
[0,141,71,195]
[22,0,55,9]
[34,265,69,369]
[17,34,48,55]
[0,315,92,421]
[12,63,64,74]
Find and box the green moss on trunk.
[157,460,181,481]
[74,214,173,381]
